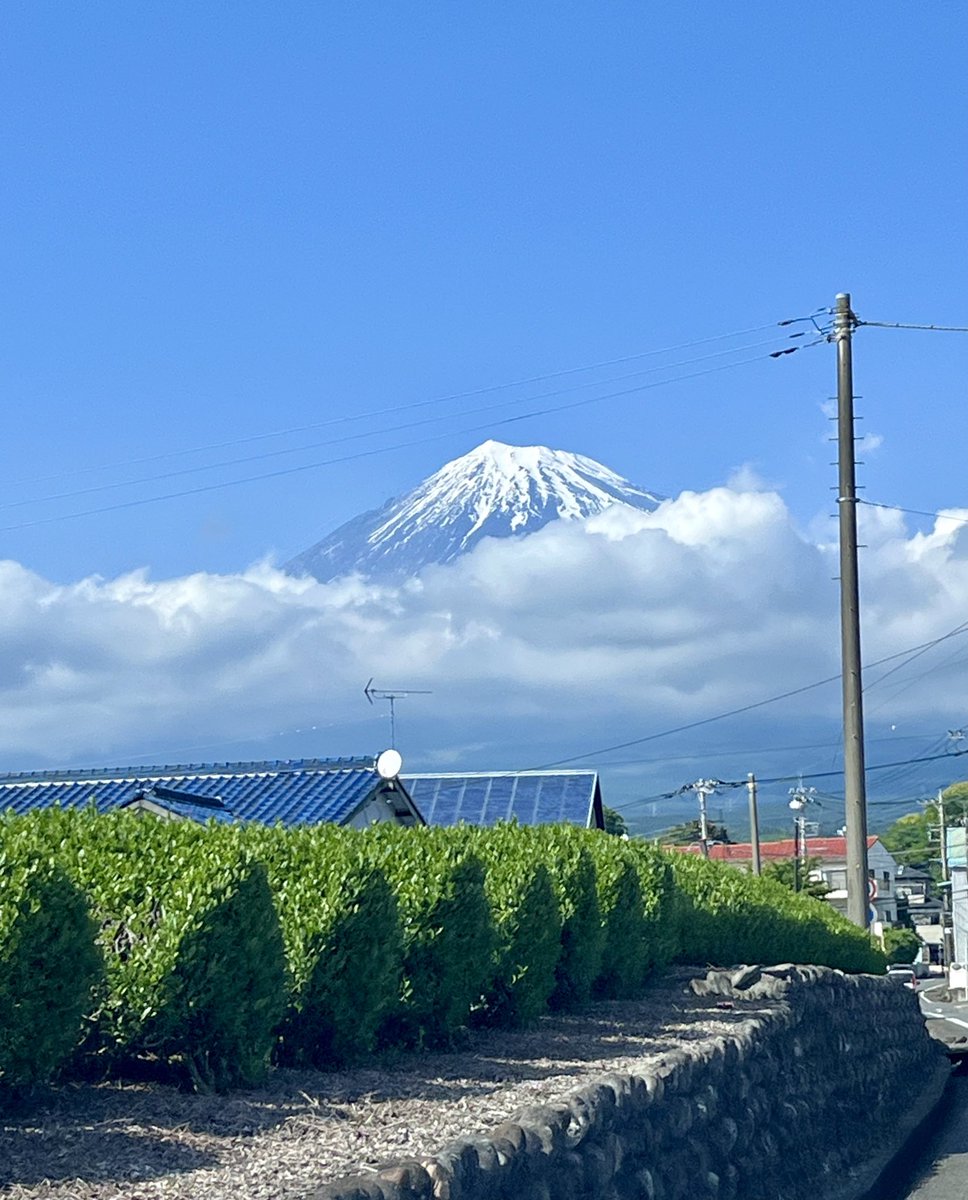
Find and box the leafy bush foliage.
[252,825,403,1066]
[627,841,680,973]
[526,826,604,1009]
[366,825,497,1046]
[0,824,103,1095]
[21,808,288,1090]
[669,852,886,973]
[469,824,563,1026]
[585,836,647,998]
[0,810,890,1091]
[882,924,921,965]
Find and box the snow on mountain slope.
[284,440,664,581]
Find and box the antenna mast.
[363,679,432,748]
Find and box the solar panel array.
[402,771,600,829]
[0,759,395,828]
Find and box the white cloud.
[1,489,967,777]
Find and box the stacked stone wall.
[309,967,949,1200]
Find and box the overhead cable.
[526,619,968,771]
[855,319,968,334]
[0,341,813,534]
[859,499,968,527]
[0,336,794,514]
[12,318,806,488]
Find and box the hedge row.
[0,811,884,1096]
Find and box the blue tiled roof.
[121,785,240,825]
[402,771,603,829]
[0,757,414,828]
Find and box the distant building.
[0,757,424,829]
[403,770,605,830]
[672,835,899,925]
[895,865,943,926]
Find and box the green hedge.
[252,825,403,1067]
[469,824,562,1026]
[587,835,650,998]
[526,826,604,1009]
[0,811,888,1089]
[669,852,885,973]
[0,828,103,1096]
[627,841,680,974]
[24,808,289,1090]
[366,825,496,1046]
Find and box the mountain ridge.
[284,440,664,581]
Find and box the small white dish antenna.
[376,748,403,780]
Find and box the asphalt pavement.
[919,979,968,1052]
[887,1073,968,1199]
[873,981,968,1198]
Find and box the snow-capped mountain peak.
[285,440,663,581]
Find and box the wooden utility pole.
[834,293,870,927]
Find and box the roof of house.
[671,835,881,862]
[0,757,421,828]
[120,784,240,825]
[896,865,933,880]
[402,770,604,829]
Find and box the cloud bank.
[1,488,967,776]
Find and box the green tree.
[881,811,933,873]
[762,856,830,899]
[602,806,628,837]
[882,925,921,965]
[941,781,968,824]
[662,819,732,846]
[879,781,968,879]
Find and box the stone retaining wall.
[308,966,949,1200]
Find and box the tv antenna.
[363,679,432,748]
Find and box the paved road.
[879,983,968,1198]
[890,1074,968,1199]
[919,980,968,1053]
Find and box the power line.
[590,729,948,770]
[612,747,968,814]
[0,341,812,534]
[0,336,791,514]
[8,319,797,489]
[856,319,968,334]
[526,619,968,771]
[864,620,968,693]
[859,499,968,527]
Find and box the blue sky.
[1,5,967,829]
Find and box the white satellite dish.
[376,748,403,780]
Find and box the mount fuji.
[284,440,664,581]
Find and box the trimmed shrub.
[587,834,649,998]
[470,823,562,1026]
[152,851,287,1090]
[527,826,604,1009]
[629,841,681,972]
[669,852,886,974]
[883,925,921,966]
[365,825,496,1046]
[24,808,289,1090]
[252,825,403,1066]
[0,828,103,1096]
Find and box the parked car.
[885,965,917,989]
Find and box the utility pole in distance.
[692,779,718,858]
[747,773,762,875]
[937,787,955,967]
[833,292,870,927]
